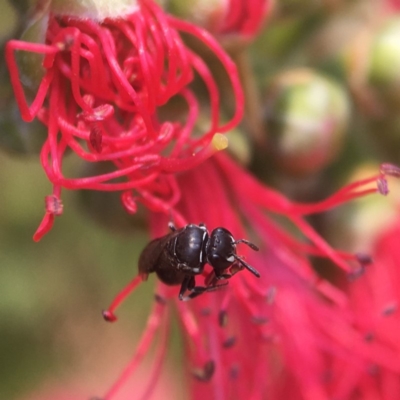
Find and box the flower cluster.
[6,0,243,241]
[5,1,400,400]
[101,156,400,400]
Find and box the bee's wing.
[138,231,180,275]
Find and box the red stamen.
[121,191,138,214]
[138,312,171,400]
[169,17,245,133]
[103,291,168,400]
[5,40,58,122]
[33,212,55,242]
[160,134,228,173]
[89,125,103,153]
[102,275,143,322]
[7,2,246,239]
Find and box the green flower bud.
[368,16,400,104]
[263,69,350,176]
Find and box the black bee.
[139,223,260,300]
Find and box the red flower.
[218,0,272,37]
[6,0,243,241]
[345,209,400,398]
[7,2,400,400]
[166,0,273,43]
[100,158,399,400]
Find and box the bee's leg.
[205,266,241,287]
[178,275,194,301]
[180,279,228,301]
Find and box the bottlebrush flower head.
[99,157,400,400]
[6,2,400,399]
[5,0,243,241]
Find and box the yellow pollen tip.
[212,133,228,151]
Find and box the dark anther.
[102,310,117,322]
[355,253,373,267]
[192,360,215,382]
[218,310,228,327]
[266,286,277,304]
[223,336,237,349]
[252,316,268,325]
[367,364,379,376]
[322,370,333,383]
[364,332,375,342]
[377,177,389,196]
[200,308,211,316]
[382,302,398,316]
[347,266,366,281]
[348,253,374,281]
[262,333,274,342]
[229,364,240,380]
[380,163,400,177]
[90,125,103,153]
[154,294,167,305]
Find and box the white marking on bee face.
[227,255,235,262]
